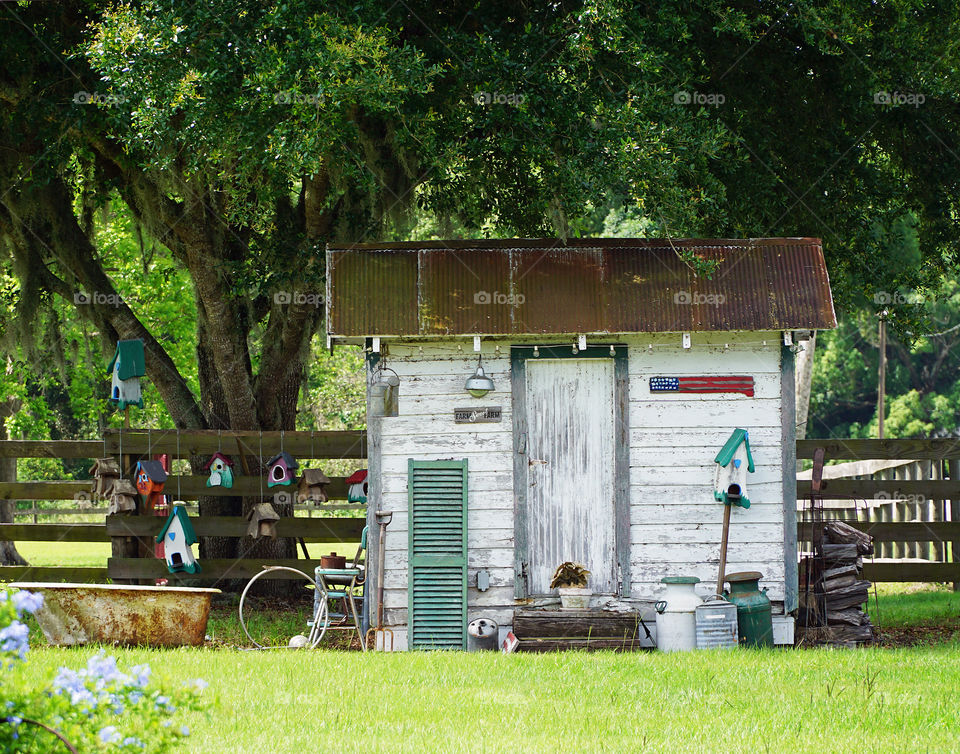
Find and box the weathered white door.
[525,358,616,594]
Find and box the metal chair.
[310,526,367,650]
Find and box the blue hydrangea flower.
[179,725,190,736]
[98,726,121,744]
[130,664,151,688]
[12,590,43,616]
[122,736,145,748]
[0,621,29,659]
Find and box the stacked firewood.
[815,521,875,645]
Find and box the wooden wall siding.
[376,344,514,626]
[525,358,617,594]
[628,334,785,601]
[374,333,787,628]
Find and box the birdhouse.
[345,469,368,503]
[107,339,146,409]
[107,478,138,515]
[246,502,281,539]
[713,428,755,509]
[88,457,121,500]
[156,502,200,574]
[135,460,168,497]
[266,452,298,487]
[297,468,331,504]
[203,452,235,488]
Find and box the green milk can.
[723,571,773,648]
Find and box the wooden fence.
[1,435,958,586]
[0,429,367,584]
[797,439,960,584]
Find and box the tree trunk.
[0,397,27,566]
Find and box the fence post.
[949,459,959,592]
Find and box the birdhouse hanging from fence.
[713,428,755,509]
[107,339,146,409]
[266,452,298,487]
[89,457,121,500]
[108,478,138,515]
[156,502,200,574]
[246,502,280,539]
[203,452,235,488]
[298,468,331,504]
[135,460,168,497]
[345,469,368,503]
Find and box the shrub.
[1,589,208,752]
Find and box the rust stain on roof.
[326,238,836,337]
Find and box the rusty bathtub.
[11,582,220,647]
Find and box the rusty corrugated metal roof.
[326,238,836,337]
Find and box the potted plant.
[550,562,591,609]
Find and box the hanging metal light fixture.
[465,353,495,398]
[370,362,400,417]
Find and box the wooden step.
[516,637,648,653]
[513,608,646,640]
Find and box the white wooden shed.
[326,238,836,650]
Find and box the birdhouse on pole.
[713,428,755,509]
[107,339,146,409]
[156,502,200,574]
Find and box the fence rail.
[797,439,959,587]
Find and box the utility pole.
[878,313,887,439]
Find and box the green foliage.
[809,276,960,438]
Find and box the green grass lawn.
[8,644,960,753]
[867,582,960,628]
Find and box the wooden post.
[878,316,886,439]
[949,459,959,592]
[716,502,731,596]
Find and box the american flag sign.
[649,375,754,397]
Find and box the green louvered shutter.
[408,459,468,650]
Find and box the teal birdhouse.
[713,428,755,508]
[203,452,235,488]
[107,339,146,409]
[156,502,200,574]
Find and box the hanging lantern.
[369,364,400,418]
[465,354,495,398]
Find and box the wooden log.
[0,523,109,542]
[103,429,366,460]
[822,574,857,592]
[823,564,858,581]
[821,543,859,564]
[826,607,870,626]
[824,520,874,555]
[106,514,364,542]
[796,438,960,461]
[513,609,641,639]
[824,581,870,610]
[826,624,874,643]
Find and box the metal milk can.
[695,596,738,649]
[724,571,774,648]
[654,576,702,652]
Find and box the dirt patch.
[874,625,960,648]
